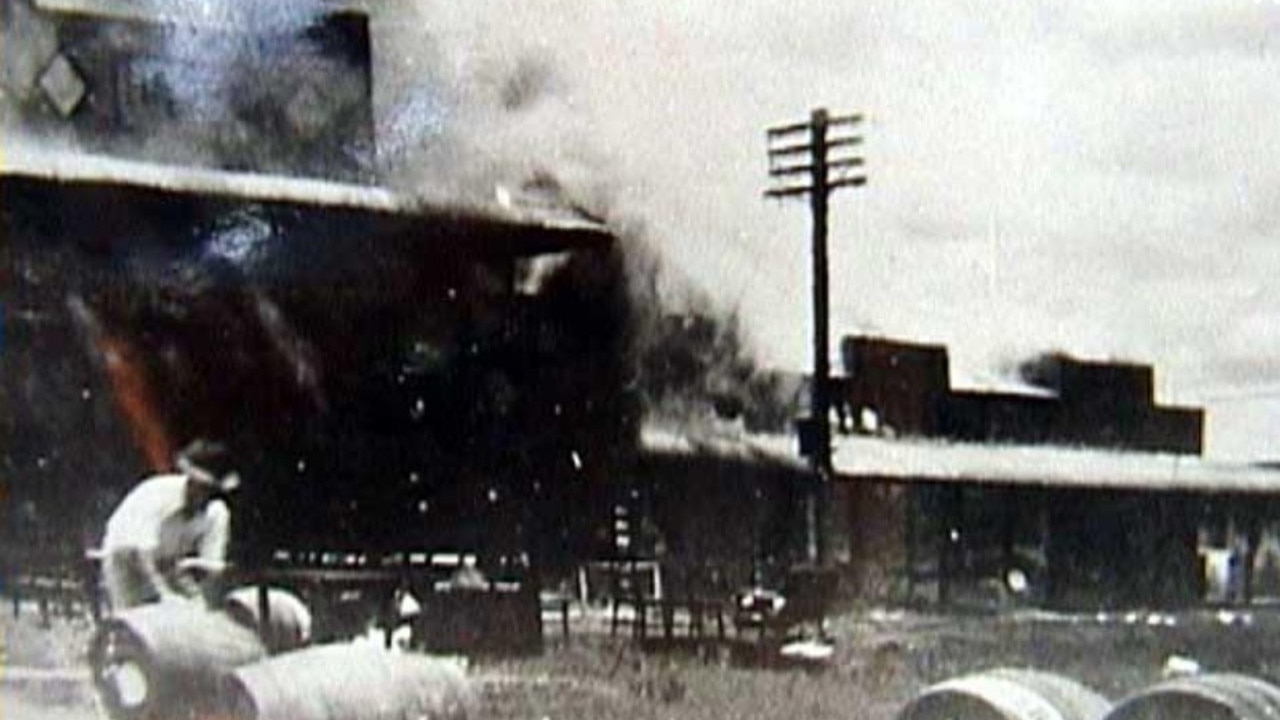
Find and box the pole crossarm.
[825,112,864,127]
[766,120,812,138]
[763,185,815,198]
[767,137,863,160]
[764,180,868,197]
[770,164,818,178]
[828,176,868,190]
[769,157,864,179]
[767,142,817,158]
[823,137,863,151]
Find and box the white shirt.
[102,474,230,568]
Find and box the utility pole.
[765,108,865,565]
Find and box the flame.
[67,296,174,471]
[98,335,174,471]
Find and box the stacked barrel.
[89,587,475,720]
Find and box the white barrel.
[222,643,475,720]
[1104,673,1280,720]
[898,668,1111,720]
[224,586,314,653]
[89,601,269,720]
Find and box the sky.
[369,0,1280,460]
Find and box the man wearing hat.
[100,439,241,611]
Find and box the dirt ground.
[6,602,1280,720]
[479,607,1280,720]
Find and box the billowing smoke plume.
[363,1,1280,460]
[370,4,804,433]
[620,233,801,433]
[371,4,614,213]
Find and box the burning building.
[17,0,1255,622]
[0,0,640,588]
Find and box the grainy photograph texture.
[5,2,1280,720]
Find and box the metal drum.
[89,601,268,720]
[1104,673,1280,720]
[222,643,474,720]
[224,586,314,654]
[897,668,1112,720]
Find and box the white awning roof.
[830,435,1280,494]
[640,424,805,469]
[639,423,1280,494]
[1,144,609,235]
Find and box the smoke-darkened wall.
[634,452,808,594]
[1,172,630,577]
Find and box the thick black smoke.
[620,233,801,435]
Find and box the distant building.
[825,336,1280,610]
[632,335,1280,611]
[836,336,1203,454]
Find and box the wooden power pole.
[765,108,865,564]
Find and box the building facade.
[830,336,1280,610]
[837,336,1203,454]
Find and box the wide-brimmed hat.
[176,439,241,493]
